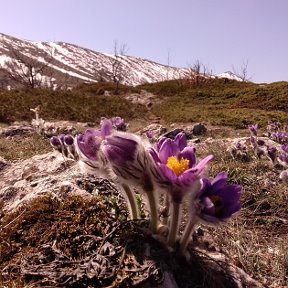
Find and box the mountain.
[0,33,243,89]
[0,33,190,89]
[217,71,244,82]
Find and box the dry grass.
[196,137,288,287]
[0,132,51,161]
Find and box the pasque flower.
[149,132,213,246]
[248,124,258,136]
[196,171,242,223]
[75,119,112,171]
[50,134,77,159]
[110,116,128,131]
[149,133,213,203]
[179,172,242,252]
[102,131,157,226]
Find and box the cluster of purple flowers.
[50,117,242,252]
[266,121,288,144]
[241,123,288,183]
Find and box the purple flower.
[149,133,213,202]
[271,132,288,144]
[50,134,77,159]
[267,146,277,163]
[64,134,74,146]
[196,172,242,223]
[103,133,138,165]
[281,145,288,154]
[248,124,258,136]
[102,132,153,186]
[103,117,128,131]
[50,135,62,151]
[76,119,112,161]
[278,153,288,167]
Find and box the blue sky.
[1,0,287,83]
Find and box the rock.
[139,124,167,141]
[0,125,34,137]
[0,157,9,171]
[0,152,77,211]
[192,123,207,136]
[163,128,184,139]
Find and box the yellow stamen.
[167,156,190,176]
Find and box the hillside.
[1,78,287,129]
[0,32,190,88]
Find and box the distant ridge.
[0,32,242,89]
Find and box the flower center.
[209,195,224,216]
[166,156,190,176]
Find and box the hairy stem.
[179,215,198,253]
[162,193,170,226]
[146,190,159,233]
[121,183,139,220]
[167,201,182,247]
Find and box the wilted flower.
[196,172,242,223]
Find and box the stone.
[163,128,184,139]
[192,123,207,135]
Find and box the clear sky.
[1,0,287,83]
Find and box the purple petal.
[210,171,228,190]
[158,138,179,164]
[194,155,214,173]
[64,135,74,145]
[50,136,61,147]
[281,145,288,154]
[148,147,161,163]
[100,119,113,137]
[178,168,198,185]
[201,196,215,215]
[104,134,138,164]
[174,132,187,151]
[77,133,101,161]
[179,146,196,168]
[199,213,221,224]
[159,163,177,182]
[156,136,168,151]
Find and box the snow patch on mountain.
[217,71,243,81]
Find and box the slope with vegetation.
[140,78,288,128]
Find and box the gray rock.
[0,157,9,171]
[163,128,184,139]
[192,123,207,136]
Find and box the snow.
[0,55,12,66]
[217,71,243,81]
[0,33,242,87]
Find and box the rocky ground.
[0,121,286,288]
